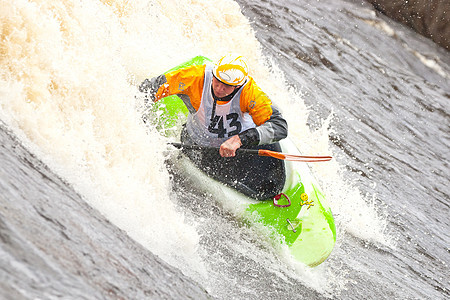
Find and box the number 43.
[208,113,242,138]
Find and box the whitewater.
[1,0,448,299]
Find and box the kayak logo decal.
[301,193,308,201]
[300,193,314,209]
[178,82,186,91]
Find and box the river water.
[0,0,448,299]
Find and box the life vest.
[185,64,256,147]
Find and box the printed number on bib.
[208,113,242,138]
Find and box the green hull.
[151,56,336,266]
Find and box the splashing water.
[0,0,394,296]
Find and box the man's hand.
[219,135,242,157]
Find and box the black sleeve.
[239,128,260,146]
[138,74,167,102]
[239,105,288,146]
[239,106,288,146]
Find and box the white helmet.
[213,54,249,86]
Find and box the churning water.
[1,0,448,299]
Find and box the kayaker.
[139,54,288,200]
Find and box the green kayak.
[148,56,336,267]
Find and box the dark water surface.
[0,122,209,299]
[235,0,449,298]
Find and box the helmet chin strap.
[210,84,240,121]
[210,85,219,122]
[211,84,236,102]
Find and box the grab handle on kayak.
[273,193,291,207]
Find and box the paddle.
[169,142,332,162]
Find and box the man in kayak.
[139,54,288,200]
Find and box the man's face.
[212,76,237,98]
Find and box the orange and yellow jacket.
[139,64,287,146]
